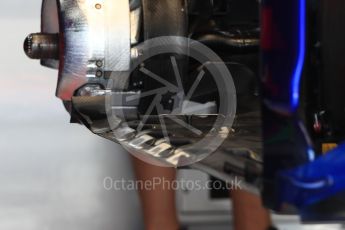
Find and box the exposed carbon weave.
[141,0,187,39]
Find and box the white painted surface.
[0,1,143,229]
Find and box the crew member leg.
[231,189,273,230]
[133,157,179,230]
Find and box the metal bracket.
[40,0,131,100]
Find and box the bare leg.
[231,189,272,230]
[132,157,179,230]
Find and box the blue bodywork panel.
[261,0,345,218]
